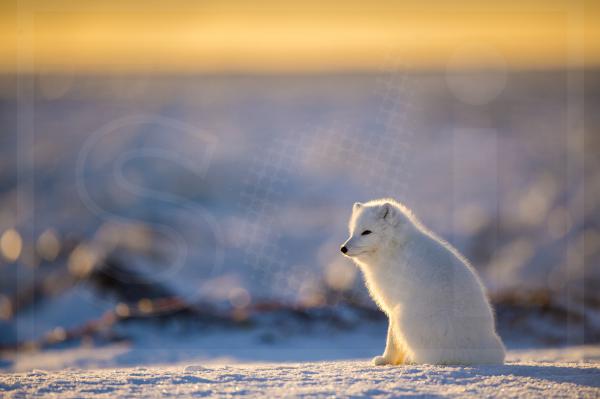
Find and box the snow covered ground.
[1,346,599,398]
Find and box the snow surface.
[1,346,599,398]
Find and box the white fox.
[341,199,505,365]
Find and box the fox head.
[340,199,412,260]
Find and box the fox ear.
[378,203,398,224]
[353,202,363,212]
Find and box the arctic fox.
[341,199,505,365]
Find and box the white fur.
[341,199,505,365]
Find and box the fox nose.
[340,246,348,254]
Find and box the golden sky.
[2,0,599,73]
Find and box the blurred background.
[1,0,599,370]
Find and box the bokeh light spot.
[446,43,507,105]
[325,259,357,291]
[0,228,22,263]
[36,229,61,262]
[68,244,100,277]
[229,287,251,309]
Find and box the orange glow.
[1,0,598,73]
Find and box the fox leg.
[373,319,405,365]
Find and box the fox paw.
[372,356,391,366]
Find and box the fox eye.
[361,230,372,236]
